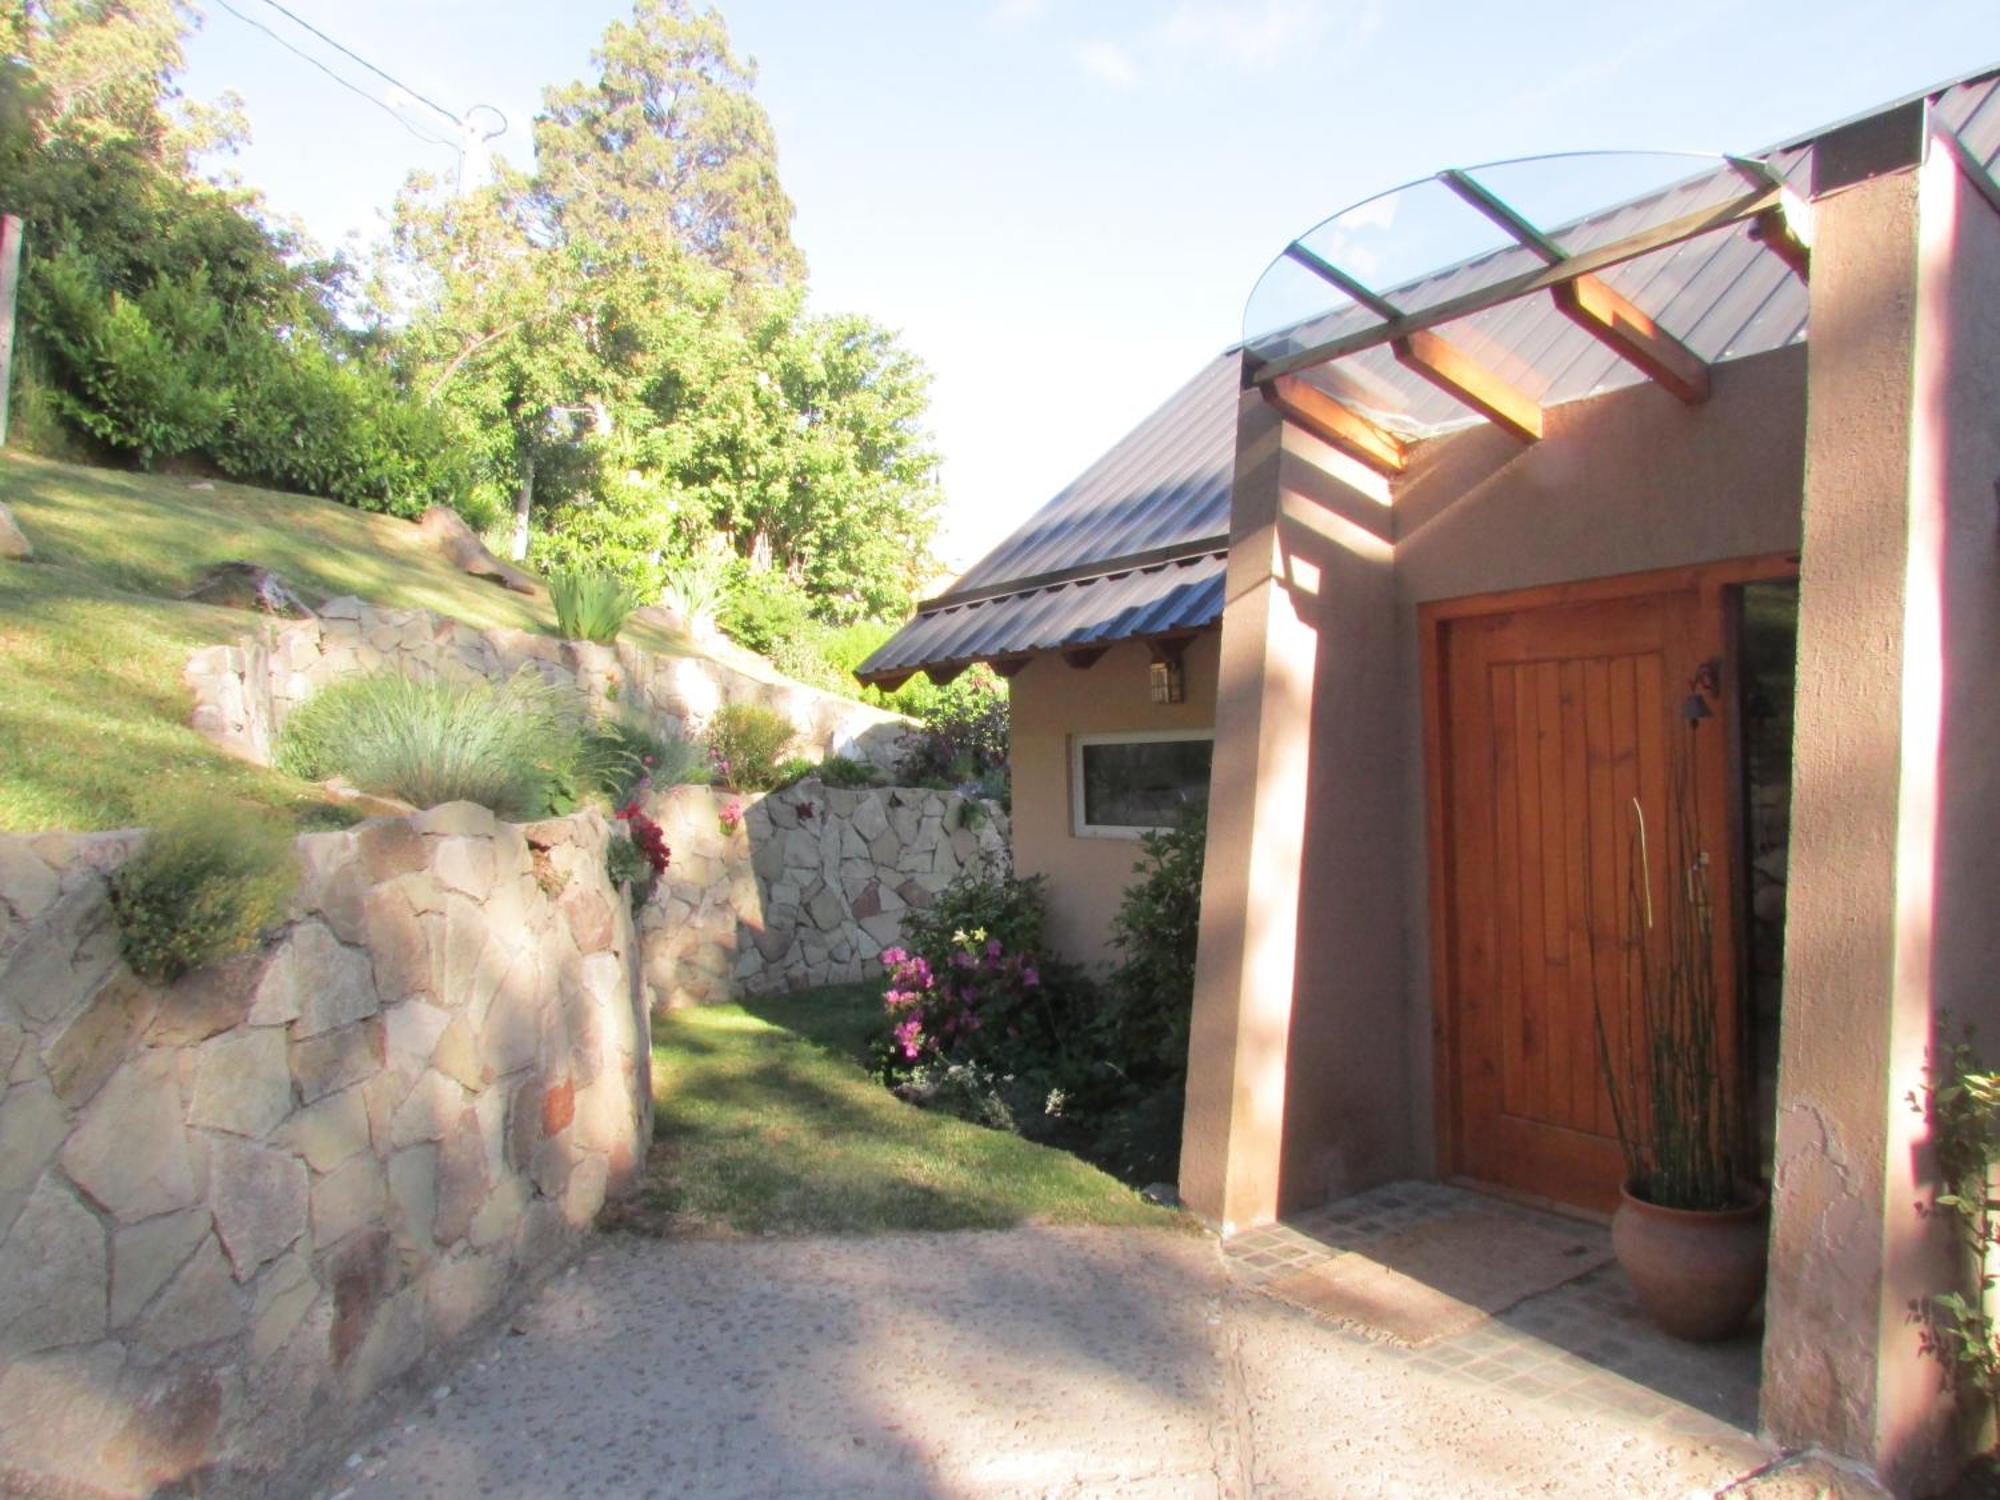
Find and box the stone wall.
[184,596,915,772]
[0,803,650,1499]
[636,781,1011,1008]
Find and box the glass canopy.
[1241,151,1802,441]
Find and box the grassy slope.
[616,984,1181,1235]
[0,453,699,832]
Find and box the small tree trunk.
[510,452,536,562]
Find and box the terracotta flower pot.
[1611,1184,1769,1343]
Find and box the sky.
[178,0,1999,573]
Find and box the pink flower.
[985,938,1002,958]
[881,946,907,966]
[1022,967,1040,988]
[893,1017,924,1060]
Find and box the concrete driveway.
[321,1225,1815,1500]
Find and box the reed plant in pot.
[1592,682,1768,1343]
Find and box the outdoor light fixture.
[1149,658,1185,705]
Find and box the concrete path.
[330,1228,1786,1500]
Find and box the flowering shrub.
[880,927,1044,1068]
[704,703,795,791]
[718,798,744,838]
[609,799,670,910]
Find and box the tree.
[534,0,802,286]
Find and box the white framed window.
[1070,730,1214,839]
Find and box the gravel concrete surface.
[328,1228,1781,1500]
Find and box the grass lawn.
[0,453,699,833]
[613,983,1186,1236]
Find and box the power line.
[248,0,463,130]
[208,0,457,149]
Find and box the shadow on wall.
[634,781,1011,1010]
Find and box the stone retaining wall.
[0,803,650,1498]
[184,597,915,772]
[636,781,1010,1008]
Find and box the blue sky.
[180,0,1997,571]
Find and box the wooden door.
[1431,581,1738,1213]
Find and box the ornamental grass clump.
[550,567,644,643]
[111,796,298,982]
[1590,713,1749,1211]
[276,669,585,820]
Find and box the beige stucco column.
[1180,386,1404,1231]
[1763,129,2000,1492]
[1180,393,1316,1231]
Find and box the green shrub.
[814,754,881,788]
[111,798,298,982]
[26,248,230,468]
[550,568,644,644]
[276,670,586,820]
[719,565,815,659]
[704,703,796,791]
[896,667,1010,800]
[1102,809,1207,1080]
[215,336,468,519]
[771,755,820,790]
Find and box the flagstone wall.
[0,803,650,1498]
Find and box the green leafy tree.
[534,0,802,285]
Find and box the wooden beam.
[987,655,1033,678]
[1246,183,1778,384]
[1259,375,1406,475]
[1143,630,1198,665]
[1550,273,1709,405]
[1062,647,1107,671]
[1390,329,1543,442]
[1749,208,1809,281]
[860,669,914,692]
[923,662,967,687]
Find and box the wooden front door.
[1428,574,1741,1213]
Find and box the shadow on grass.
[618,993,1179,1240]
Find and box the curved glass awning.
[1240,149,1815,456]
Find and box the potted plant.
[1593,675,1768,1343]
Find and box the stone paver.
[330,1214,1777,1500]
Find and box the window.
[1071,730,1214,838]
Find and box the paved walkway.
[325,1187,1807,1500]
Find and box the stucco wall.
[1007,634,1219,967]
[0,805,650,1499]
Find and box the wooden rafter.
[1749,208,1810,281]
[1551,273,1710,405]
[1390,329,1543,442]
[1259,375,1407,475]
[923,662,966,687]
[1062,646,1108,671]
[987,655,1033,678]
[861,669,914,692]
[1143,630,1198,665]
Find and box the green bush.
[814,754,881,788]
[718,565,815,659]
[897,667,1010,799]
[550,568,644,644]
[276,670,587,820]
[26,247,230,468]
[771,755,820,790]
[659,546,732,639]
[1102,809,1207,1079]
[215,336,468,518]
[110,798,298,982]
[704,702,796,791]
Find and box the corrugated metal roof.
[947,351,1240,596]
[857,552,1227,682]
[859,71,2000,684]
